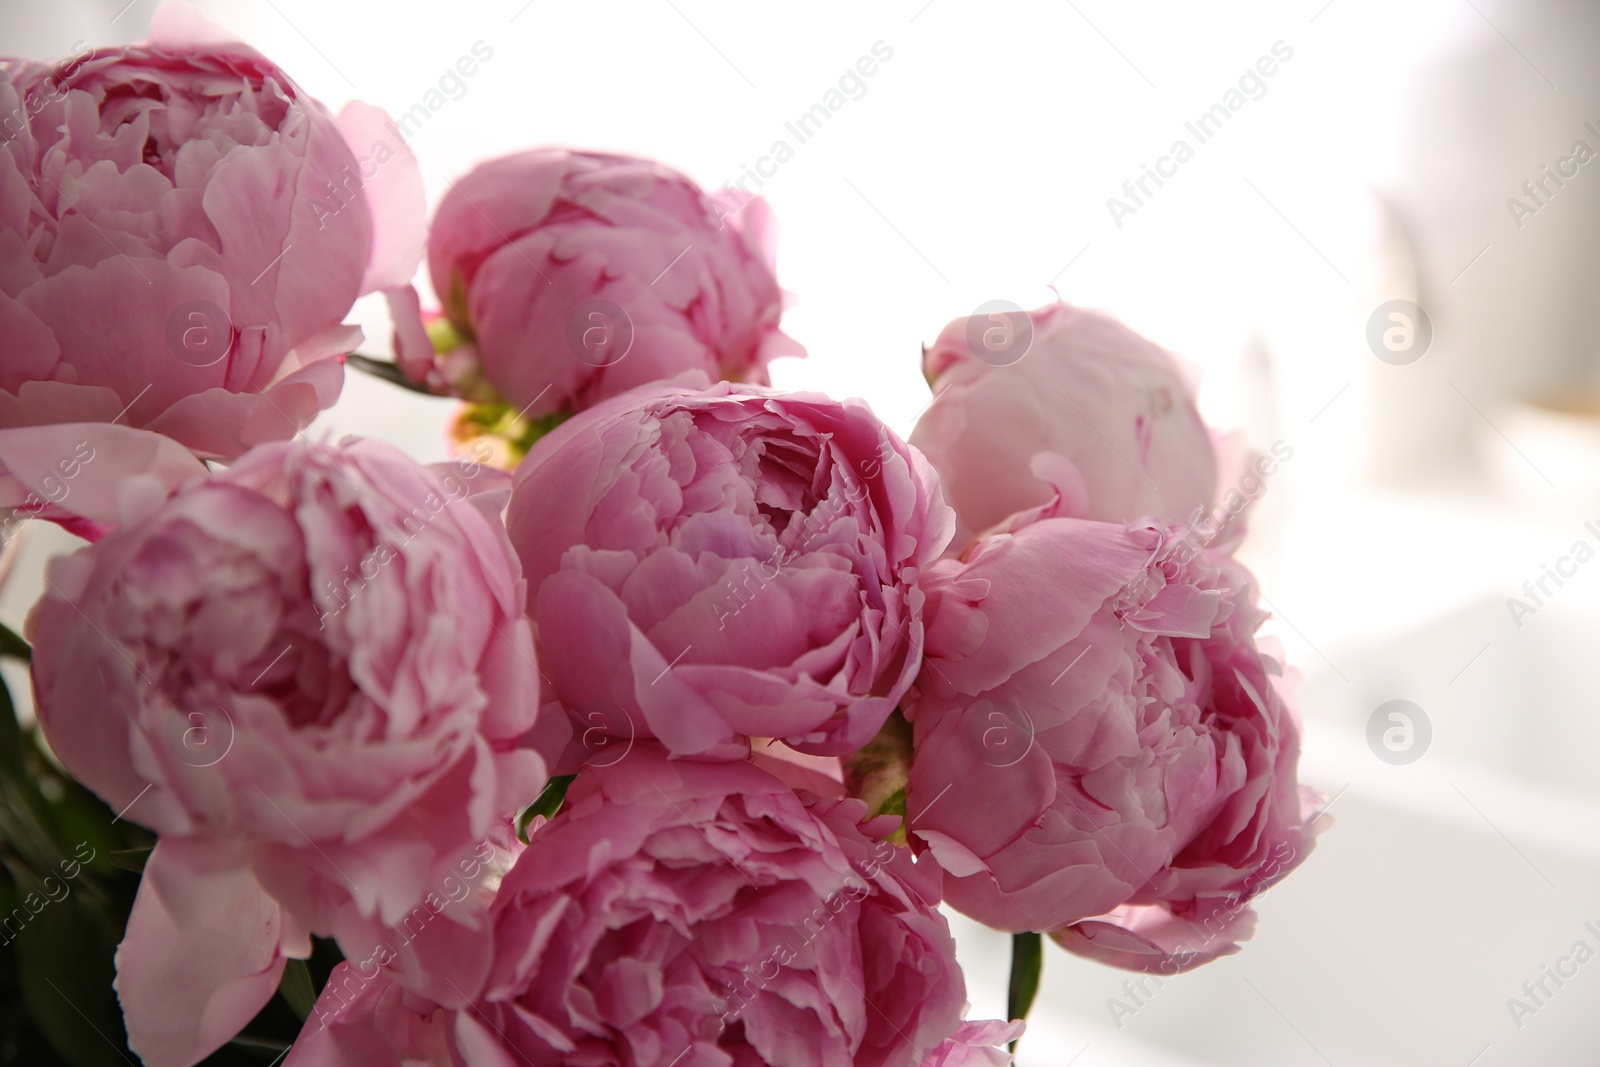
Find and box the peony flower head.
[27,432,545,1066]
[287,747,969,1067]
[910,302,1217,548]
[506,380,954,759]
[388,148,801,418]
[902,515,1317,969]
[0,3,423,468]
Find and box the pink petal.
[146,0,240,47]
[0,423,205,527]
[115,839,297,1067]
[335,102,425,294]
[384,285,435,384]
[286,963,454,1067]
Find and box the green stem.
[1007,931,1043,1053]
[517,774,576,841]
[345,353,439,397]
[0,619,30,661]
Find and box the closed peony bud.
[389,149,802,420]
[911,302,1217,550]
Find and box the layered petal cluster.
[28,434,545,1066]
[507,381,954,758]
[910,302,1216,547]
[287,749,970,1067]
[391,148,801,415]
[919,1021,1026,1067]
[904,516,1317,970]
[0,3,422,467]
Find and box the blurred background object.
[4,0,1600,1063]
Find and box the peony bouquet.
[0,6,1320,1066]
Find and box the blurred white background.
[5,0,1600,1063]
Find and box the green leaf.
[0,680,68,882]
[27,759,148,885]
[106,848,152,873]
[0,618,30,662]
[345,353,439,396]
[278,959,316,1021]
[1006,931,1043,1053]
[517,775,576,841]
[0,666,23,776]
[16,897,127,1067]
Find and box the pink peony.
[286,747,968,1067]
[388,148,801,416]
[27,432,545,1066]
[505,380,953,759]
[0,2,423,472]
[0,419,232,540]
[902,515,1317,969]
[919,1021,1025,1067]
[910,302,1217,548]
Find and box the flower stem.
[345,353,440,396]
[1007,931,1043,1052]
[0,619,29,661]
